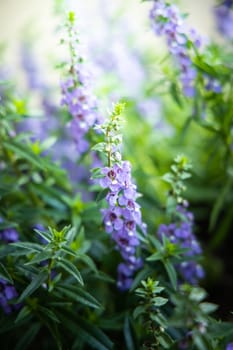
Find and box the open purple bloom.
[97,160,146,290]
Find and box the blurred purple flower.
[158,202,204,285]
[0,278,20,314]
[61,19,103,159]
[226,342,233,350]
[0,220,19,243]
[150,0,221,96]
[214,1,233,40]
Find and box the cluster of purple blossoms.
[149,0,200,97]
[61,72,100,155]
[214,1,233,40]
[158,203,204,285]
[61,18,102,158]
[149,0,221,96]
[97,161,146,290]
[0,278,19,314]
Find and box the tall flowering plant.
[60,12,102,156]
[92,103,147,290]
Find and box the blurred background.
[0,0,218,81]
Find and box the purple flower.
[0,278,20,314]
[150,0,221,96]
[0,227,19,243]
[158,203,204,285]
[97,160,146,290]
[61,29,102,159]
[117,258,143,291]
[214,1,233,40]
[149,0,199,97]
[226,342,233,350]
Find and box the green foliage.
[93,102,125,167]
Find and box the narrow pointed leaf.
[14,306,31,324]
[17,271,48,303]
[0,262,13,284]
[14,323,41,350]
[25,249,53,265]
[57,258,83,285]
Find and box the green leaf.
[157,332,174,349]
[14,323,40,350]
[0,221,17,230]
[96,188,109,202]
[59,312,114,350]
[123,316,139,350]
[14,306,32,324]
[76,253,98,272]
[153,297,168,307]
[163,260,177,290]
[25,249,53,265]
[147,251,163,262]
[75,320,114,350]
[170,82,183,108]
[91,142,106,153]
[209,179,232,231]
[199,302,218,314]
[55,285,101,309]
[17,271,48,303]
[10,242,43,253]
[34,228,52,243]
[209,321,233,338]
[0,262,13,284]
[41,317,62,350]
[60,246,79,258]
[193,333,209,350]
[38,306,60,323]
[57,257,84,285]
[3,140,46,170]
[133,305,145,319]
[150,312,167,328]
[190,287,207,302]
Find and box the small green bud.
[68,11,75,24]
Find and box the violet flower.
[149,0,221,96]
[0,279,20,314]
[158,202,204,285]
[60,15,102,158]
[214,1,233,40]
[226,342,233,350]
[0,221,20,313]
[0,227,19,243]
[98,161,146,290]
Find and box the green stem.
[106,128,112,168]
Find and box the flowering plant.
[1,0,233,349]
